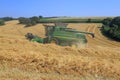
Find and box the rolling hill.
[0,20,120,80]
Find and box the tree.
[87,18,91,23]
[101,17,120,41]
[0,20,5,26]
[39,16,43,18]
[18,17,38,27]
[18,17,28,24]
[110,16,120,28]
[102,17,112,26]
[1,17,13,21]
[30,16,40,23]
[18,16,42,27]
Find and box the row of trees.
[0,16,102,27]
[0,17,15,26]
[0,16,43,27]
[18,16,43,27]
[0,17,14,21]
[101,17,120,41]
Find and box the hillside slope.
[0,20,120,80]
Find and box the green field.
[40,17,106,23]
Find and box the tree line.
[0,16,43,26]
[101,16,120,41]
[18,16,43,27]
[0,17,15,26]
[0,16,103,26]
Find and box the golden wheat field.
[0,20,120,80]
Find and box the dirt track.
[0,21,120,80]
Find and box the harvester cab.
[25,23,95,48]
[43,23,67,36]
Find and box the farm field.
[0,20,120,80]
[40,17,103,23]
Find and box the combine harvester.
[25,23,94,48]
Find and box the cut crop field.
[0,20,120,80]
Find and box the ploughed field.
[0,20,120,80]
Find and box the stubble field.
[0,20,120,80]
